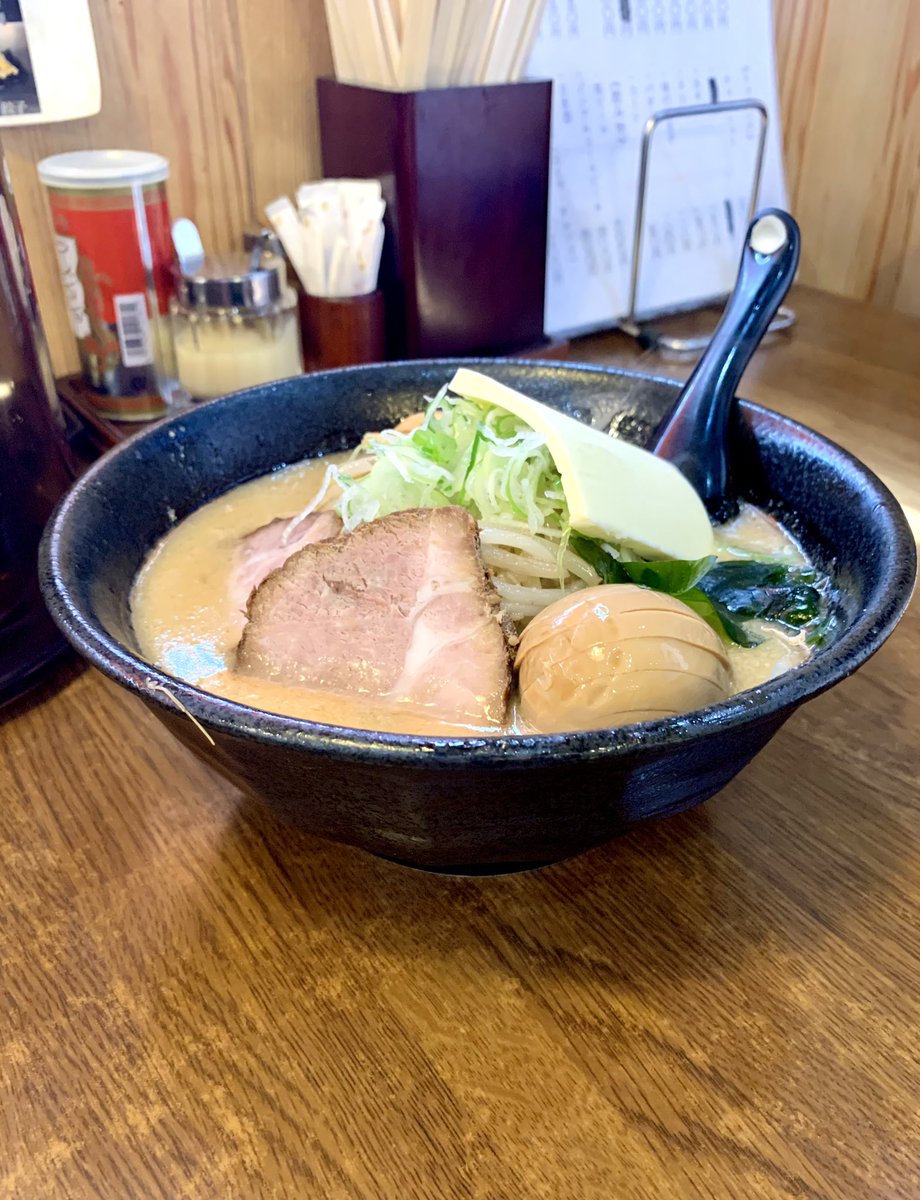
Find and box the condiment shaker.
[171,248,303,401]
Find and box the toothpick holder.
[317,77,551,359]
[299,289,386,371]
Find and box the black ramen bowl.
[40,361,916,873]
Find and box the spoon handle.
[652,208,801,522]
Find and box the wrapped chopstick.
[266,179,386,298]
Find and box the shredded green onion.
[335,386,570,539]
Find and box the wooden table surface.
[3,286,919,1200]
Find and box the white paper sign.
[528,0,788,337]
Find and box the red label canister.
[39,151,177,421]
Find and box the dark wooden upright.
[318,77,551,359]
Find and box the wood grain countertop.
[2,286,918,1199]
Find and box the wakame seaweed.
[568,535,828,647]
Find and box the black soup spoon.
[650,207,801,523]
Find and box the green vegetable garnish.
[568,536,829,646]
[695,560,823,629]
[337,386,567,537]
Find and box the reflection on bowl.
[40,362,916,873]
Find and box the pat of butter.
[449,368,714,560]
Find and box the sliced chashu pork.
[237,506,512,727]
[231,509,342,613]
[230,455,378,612]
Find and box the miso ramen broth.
[132,454,815,736]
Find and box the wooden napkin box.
[317,77,551,359]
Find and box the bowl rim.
[41,358,917,766]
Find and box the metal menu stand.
[618,97,795,355]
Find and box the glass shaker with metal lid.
[171,240,303,401]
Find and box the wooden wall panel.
[773,0,827,195]
[775,0,920,310]
[237,1,332,220]
[1,0,918,376]
[1,0,331,375]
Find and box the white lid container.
[0,0,100,127]
[38,150,170,191]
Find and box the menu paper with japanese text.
[528,0,787,337]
